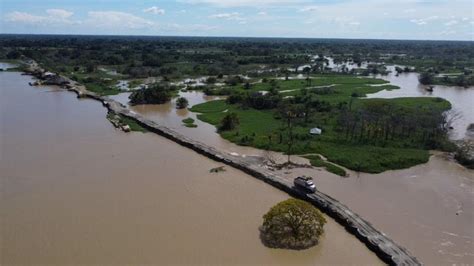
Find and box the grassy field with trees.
[190,77,452,173]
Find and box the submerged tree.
[455,140,474,169]
[129,83,176,105]
[176,97,189,109]
[260,198,326,250]
[419,72,435,85]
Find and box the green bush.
[219,113,240,131]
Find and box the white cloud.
[300,6,319,12]
[403,8,416,13]
[167,23,217,32]
[410,16,439,26]
[258,11,268,16]
[143,6,165,15]
[331,17,361,27]
[5,9,75,25]
[410,19,427,25]
[182,0,303,7]
[445,20,458,26]
[46,9,73,19]
[6,11,47,24]
[209,12,244,21]
[440,30,456,35]
[86,11,154,29]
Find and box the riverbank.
[20,62,421,264]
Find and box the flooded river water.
[112,91,268,156]
[369,65,474,140]
[109,65,474,264]
[1,71,381,264]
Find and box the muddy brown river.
[109,67,474,265]
[1,72,382,264]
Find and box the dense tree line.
[1,34,472,80]
[129,83,177,105]
[419,71,474,87]
[337,100,449,148]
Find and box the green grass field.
[190,95,450,173]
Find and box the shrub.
[219,113,240,131]
[455,141,474,169]
[260,199,326,250]
[176,97,189,109]
[206,76,217,84]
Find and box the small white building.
[310,127,322,135]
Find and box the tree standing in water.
[176,97,189,109]
[260,198,326,250]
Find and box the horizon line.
[1,33,472,42]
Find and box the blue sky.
[1,0,473,40]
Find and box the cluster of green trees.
[438,74,474,87]
[129,83,177,105]
[227,90,282,110]
[337,99,450,148]
[395,66,414,74]
[419,71,473,87]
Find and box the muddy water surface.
[282,154,474,265]
[1,72,381,265]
